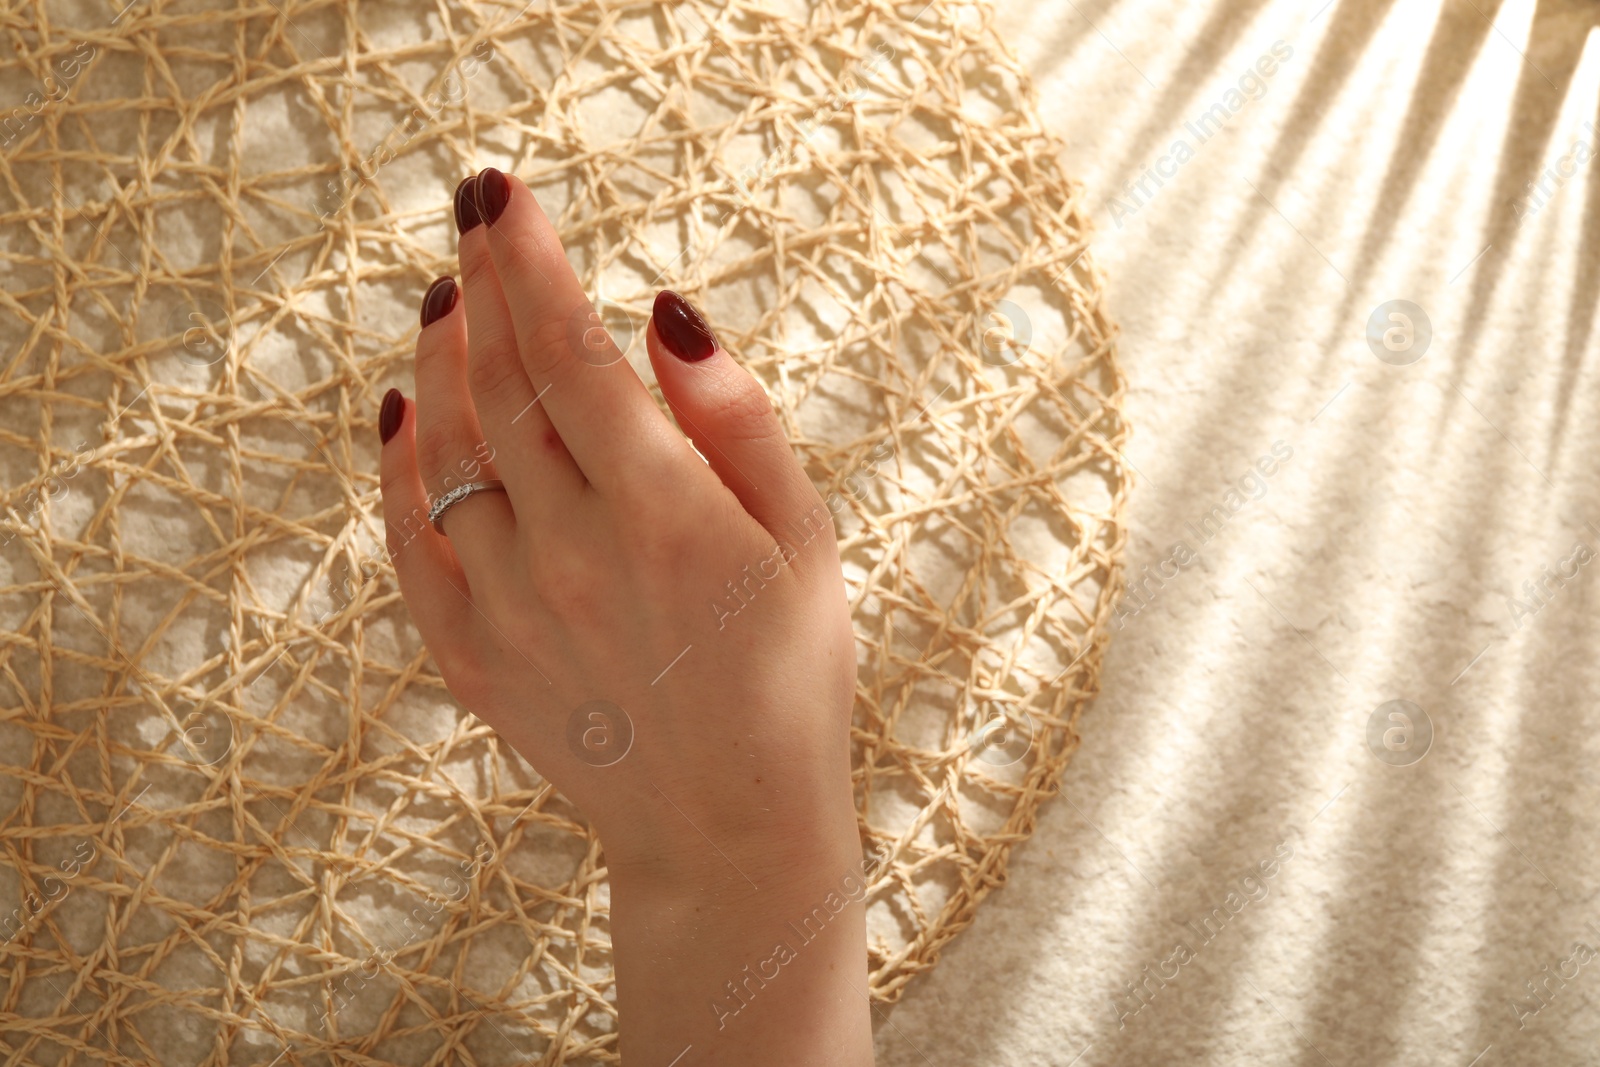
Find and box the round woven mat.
[0,0,1127,1061]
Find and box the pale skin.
[377,168,874,1064]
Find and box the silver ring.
[428,479,507,534]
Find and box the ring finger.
[412,275,519,583]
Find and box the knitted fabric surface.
[0,0,1128,1062]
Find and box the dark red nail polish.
[421,276,459,328]
[652,290,717,362]
[379,388,405,444]
[454,175,482,233]
[475,167,511,225]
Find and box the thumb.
[646,290,827,541]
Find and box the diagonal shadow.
[1198,0,1401,298]
[1444,1,1593,461]
[1099,0,1277,193]
[1207,0,1506,319]
[1545,89,1600,464]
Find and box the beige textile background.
[875,0,1600,1065]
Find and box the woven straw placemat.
[0,0,1127,1061]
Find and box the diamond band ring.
[427,479,507,534]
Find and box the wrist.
[601,789,863,899]
[589,735,862,890]
[603,803,876,1067]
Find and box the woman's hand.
[377,167,873,1065]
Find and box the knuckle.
[467,342,526,401]
[703,379,778,442]
[495,239,551,296]
[414,415,475,482]
[520,311,581,383]
[379,459,410,502]
[458,245,499,296]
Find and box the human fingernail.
[652,290,717,362]
[379,388,405,444]
[454,175,482,233]
[475,167,511,225]
[421,276,459,328]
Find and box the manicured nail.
[379,388,405,444]
[475,167,511,225]
[652,290,717,362]
[454,175,482,233]
[421,276,459,328]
